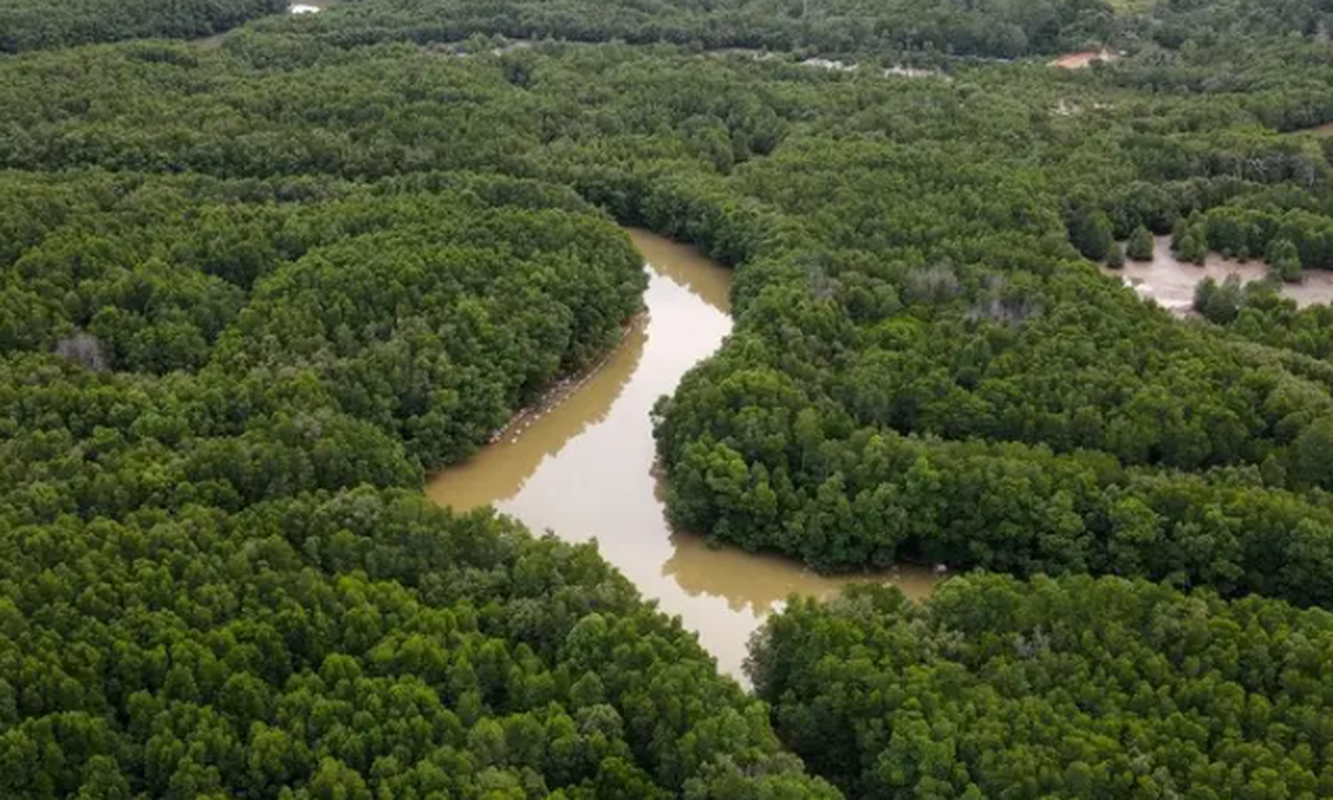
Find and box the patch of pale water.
[1102,236,1333,314]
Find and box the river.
[427,229,940,679]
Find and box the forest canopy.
[0,0,286,52]
[0,488,839,798]
[5,0,1333,796]
[0,168,833,797]
[252,0,1117,59]
[749,574,1333,799]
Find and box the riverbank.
[485,311,645,447]
[429,229,941,679]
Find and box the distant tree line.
[0,0,286,52]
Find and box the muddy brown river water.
[1103,236,1333,313]
[428,229,940,679]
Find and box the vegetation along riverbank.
[4,0,1333,796]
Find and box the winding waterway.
[428,229,940,679]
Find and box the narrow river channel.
[428,229,940,679]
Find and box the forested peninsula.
[5,0,1333,796]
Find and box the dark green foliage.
[0,488,839,798]
[1194,274,1245,323]
[1133,0,1333,50]
[255,0,1115,58]
[4,8,1332,603]
[1209,288,1333,364]
[0,165,829,800]
[1190,204,1333,272]
[1177,229,1210,265]
[6,1,1333,795]
[1268,236,1304,282]
[0,0,285,52]
[750,574,1333,799]
[660,403,1333,604]
[1127,225,1154,261]
[1068,207,1115,260]
[1106,239,1125,268]
[649,124,1333,600]
[0,49,844,792]
[0,171,645,471]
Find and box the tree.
[1069,209,1114,260]
[1193,275,1244,323]
[1126,225,1154,261]
[1265,237,1302,282]
[1290,415,1333,488]
[752,576,1333,799]
[1177,231,1209,265]
[304,758,371,800]
[1106,240,1126,269]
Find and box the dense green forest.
[250,0,1116,58]
[0,171,645,519]
[0,0,285,52]
[0,173,835,795]
[0,487,841,798]
[7,0,1333,795]
[749,575,1333,798]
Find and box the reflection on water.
[428,229,941,679]
[426,320,647,510]
[628,229,733,312]
[663,529,941,615]
[1103,236,1333,313]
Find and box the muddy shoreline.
[488,311,646,446]
[429,229,942,681]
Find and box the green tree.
[1106,240,1125,269]
[1069,209,1114,260]
[1126,225,1154,261]
[1266,237,1303,282]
